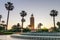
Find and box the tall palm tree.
[20,10,27,32]
[0,15,2,22]
[5,2,14,30]
[50,10,58,29]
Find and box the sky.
[0,0,60,29]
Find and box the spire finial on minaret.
[31,14,33,17]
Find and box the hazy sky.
[0,0,60,29]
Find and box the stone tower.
[30,14,34,31]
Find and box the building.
[28,14,35,32]
[30,14,34,30]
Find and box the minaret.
[30,14,34,31]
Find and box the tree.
[0,25,5,31]
[17,23,20,27]
[50,10,58,30]
[20,11,27,32]
[37,27,48,32]
[5,2,14,30]
[57,22,60,28]
[23,28,31,32]
[0,15,2,22]
[11,24,21,32]
[12,25,17,29]
[2,20,5,24]
[38,23,43,29]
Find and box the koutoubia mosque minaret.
[30,14,34,31]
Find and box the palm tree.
[38,23,43,29]
[5,2,14,30]
[20,10,27,32]
[0,15,2,22]
[50,10,58,29]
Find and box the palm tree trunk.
[22,17,23,29]
[6,10,10,31]
[0,18,1,24]
[53,17,55,29]
[0,18,1,22]
[21,17,24,33]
